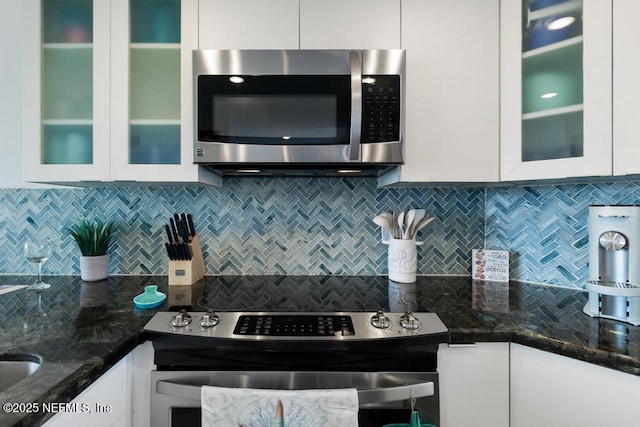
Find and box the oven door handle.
[156,380,434,405]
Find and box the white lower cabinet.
[43,343,154,427]
[44,354,132,427]
[131,341,155,427]
[437,342,509,427]
[511,343,640,427]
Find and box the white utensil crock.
[385,238,422,283]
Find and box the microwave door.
[197,75,352,149]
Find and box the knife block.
[168,234,206,286]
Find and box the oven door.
[151,371,439,427]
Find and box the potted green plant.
[67,219,115,281]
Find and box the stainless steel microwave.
[193,49,405,174]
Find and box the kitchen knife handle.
[186,213,196,237]
[183,243,192,260]
[169,218,179,243]
[180,213,190,236]
[165,224,173,243]
[165,243,174,260]
[177,219,189,243]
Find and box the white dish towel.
[201,385,359,427]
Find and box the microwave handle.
[348,50,362,161]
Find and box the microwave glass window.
[198,75,350,145]
[212,95,337,140]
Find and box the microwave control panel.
[361,75,401,143]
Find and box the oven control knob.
[171,310,192,327]
[200,311,219,328]
[399,312,420,330]
[370,310,390,329]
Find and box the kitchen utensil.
[373,215,394,236]
[176,219,189,243]
[413,216,435,236]
[403,209,415,239]
[180,213,190,236]
[397,211,406,239]
[409,209,426,239]
[169,218,179,242]
[186,213,196,237]
[166,212,205,285]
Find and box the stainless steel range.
[144,308,449,427]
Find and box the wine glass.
[24,240,52,315]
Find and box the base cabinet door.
[43,355,132,427]
[437,343,509,427]
[511,343,640,427]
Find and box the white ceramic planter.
[80,254,110,282]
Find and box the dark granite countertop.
[0,275,638,426]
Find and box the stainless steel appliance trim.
[151,371,439,427]
[143,311,448,341]
[156,378,434,405]
[348,50,362,161]
[192,49,405,166]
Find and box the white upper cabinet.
[198,0,299,49]
[500,0,612,182]
[379,0,500,185]
[299,0,400,49]
[198,0,399,50]
[23,0,111,184]
[110,0,218,184]
[612,0,640,176]
[23,0,220,186]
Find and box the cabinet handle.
[448,343,477,348]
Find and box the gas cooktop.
[142,310,449,342]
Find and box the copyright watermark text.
[2,402,113,414]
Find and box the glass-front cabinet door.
[23,0,220,185]
[110,0,218,184]
[23,0,111,183]
[500,0,612,181]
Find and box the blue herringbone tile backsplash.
[3,178,638,286]
[0,178,484,277]
[486,181,640,288]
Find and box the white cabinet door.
[110,0,220,185]
[23,0,220,186]
[198,0,299,49]
[131,341,155,427]
[44,355,132,427]
[437,343,509,427]
[379,0,499,185]
[299,0,400,49]
[500,0,612,181]
[22,0,111,184]
[613,0,640,176]
[511,343,640,427]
